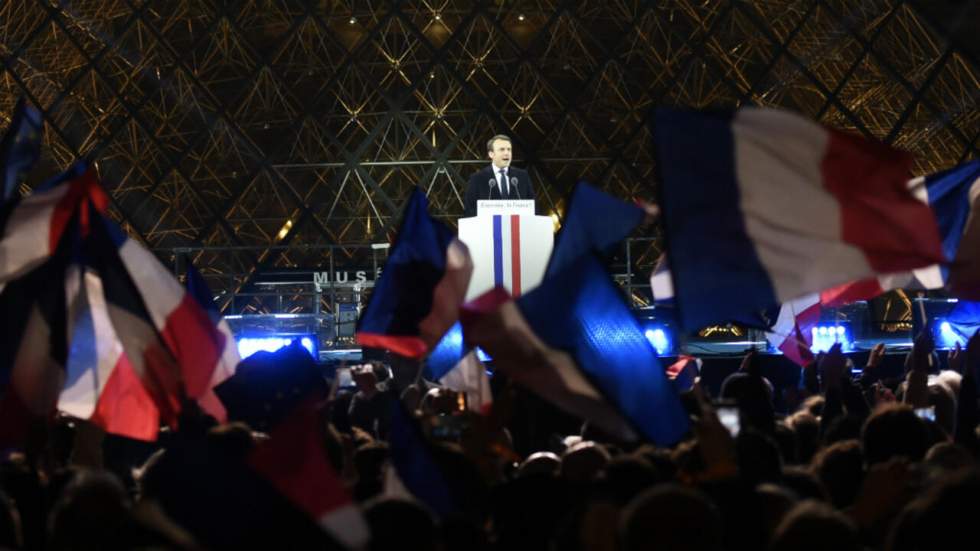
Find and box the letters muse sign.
[312,267,383,288]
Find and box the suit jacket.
[463,165,535,218]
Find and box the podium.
[458,200,554,301]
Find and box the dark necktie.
[499,169,509,198]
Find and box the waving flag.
[462,255,688,446]
[357,188,472,358]
[652,107,945,331]
[946,163,980,300]
[764,294,821,366]
[0,248,71,447]
[248,398,369,549]
[425,321,466,381]
[0,163,102,291]
[184,260,240,421]
[77,211,233,427]
[545,181,646,280]
[385,402,457,518]
[821,160,980,306]
[0,166,108,445]
[1,98,42,200]
[60,255,160,441]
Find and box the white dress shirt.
[491,165,509,196]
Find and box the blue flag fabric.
[425,322,465,381]
[185,258,221,324]
[0,98,42,200]
[545,181,645,280]
[357,188,472,359]
[945,300,980,342]
[518,254,689,445]
[388,402,456,518]
[923,160,980,281]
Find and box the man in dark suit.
[463,134,535,217]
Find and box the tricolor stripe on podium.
[492,214,523,296]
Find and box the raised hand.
[910,327,935,374]
[872,382,896,406]
[948,342,963,374]
[819,343,846,392]
[739,348,760,377]
[690,383,737,480]
[905,330,934,407]
[867,343,886,370]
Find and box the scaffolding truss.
[1,0,977,315]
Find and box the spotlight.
[809,324,852,353]
[236,336,316,360]
[935,319,965,349]
[348,16,357,25]
[434,12,442,21]
[644,327,671,356]
[517,14,526,21]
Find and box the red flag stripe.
[510,215,521,297]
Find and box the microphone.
[510,177,520,199]
[488,178,500,199]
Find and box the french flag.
[59,253,240,441]
[0,242,72,447]
[78,209,233,430]
[248,398,369,549]
[184,261,240,422]
[821,160,980,305]
[384,402,457,518]
[461,254,689,446]
[61,253,160,441]
[0,163,102,291]
[765,293,821,366]
[652,107,946,331]
[545,181,646,280]
[357,188,472,358]
[0,165,111,446]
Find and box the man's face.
[488,139,512,168]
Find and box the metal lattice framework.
[1,0,978,315]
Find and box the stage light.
[517,14,526,21]
[935,319,965,349]
[236,336,316,360]
[348,16,357,25]
[276,219,292,241]
[644,327,671,356]
[809,324,852,353]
